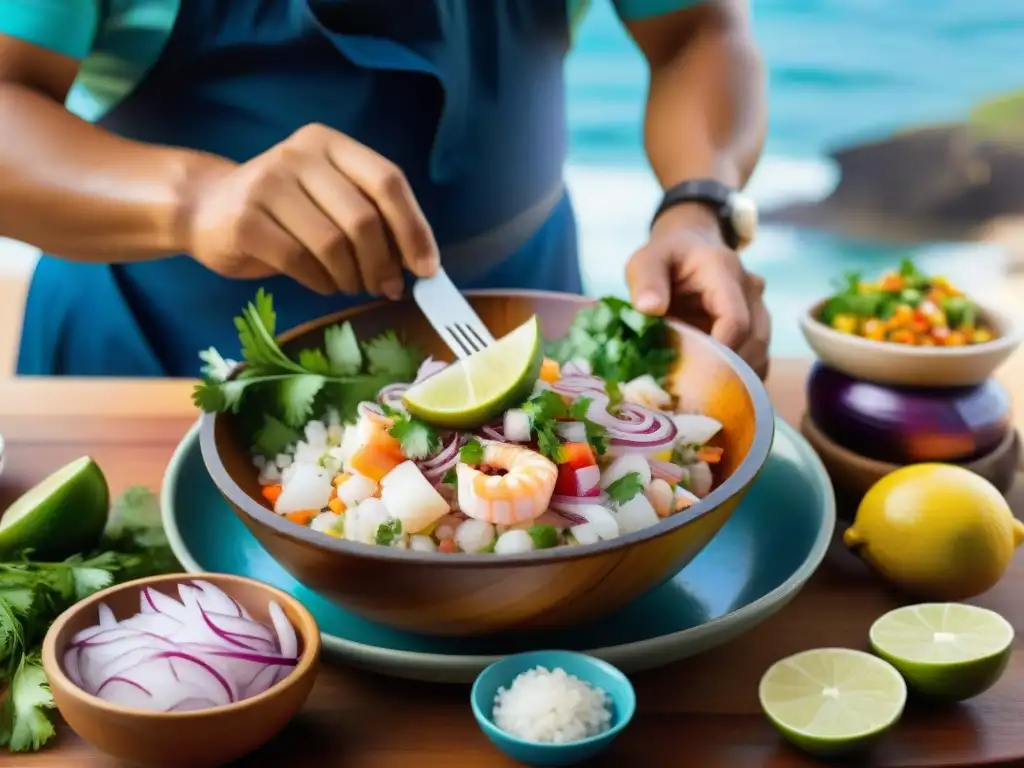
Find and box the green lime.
[0,456,110,561]
[869,602,1014,702]
[403,315,543,429]
[759,648,906,757]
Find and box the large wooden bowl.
[200,291,775,637]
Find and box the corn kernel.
[832,314,859,334]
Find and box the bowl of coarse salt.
[470,650,636,766]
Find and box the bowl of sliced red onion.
[41,574,320,767]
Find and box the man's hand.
[187,123,439,298]
[625,203,770,379]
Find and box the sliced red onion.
[415,357,449,382]
[479,422,507,442]
[376,383,409,409]
[416,431,460,482]
[66,582,300,714]
[549,492,610,526]
[650,459,686,484]
[552,375,605,397]
[548,508,588,525]
[357,401,385,420]
[583,394,677,455]
[561,359,592,376]
[556,421,587,443]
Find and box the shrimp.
[456,443,558,525]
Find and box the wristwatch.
[651,179,758,250]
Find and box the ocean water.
[566,0,1024,353]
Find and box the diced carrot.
[540,358,561,383]
[365,422,404,457]
[285,509,318,526]
[349,444,404,482]
[332,473,352,488]
[696,446,723,464]
[560,442,596,470]
[328,497,346,515]
[438,538,457,554]
[674,494,695,512]
[261,484,283,504]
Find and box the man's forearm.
[628,0,767,191]
[0,83,231,262]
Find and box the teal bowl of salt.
[470,650,636,766]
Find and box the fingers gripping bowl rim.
[199,290,776,567]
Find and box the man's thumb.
[626,245,671,316]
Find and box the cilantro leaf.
[605,472,645,505]
[374,519,403,546]
[297,348,332,375]
[388,413,440,460]
[198,347,237,382]
[279,374,327,427]
[252,416,300,457]
[0,655,55,752]
[442,468,457,487]
[527,524,558,549]
[363,331,420,380]
[324,322,363,375]
[459,437,485,465]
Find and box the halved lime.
[869,603,1014,701]
[759,648,906,757]
[403,315,543,429]
[0,456,110,561]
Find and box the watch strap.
[651,179,741,250]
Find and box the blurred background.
[1,0,1022,369]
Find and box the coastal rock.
[763,125,1024,246]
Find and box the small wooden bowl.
[799,299,1022,387]
[200,291,776,637]
[801,413,1020,506]
[42,574,321,768]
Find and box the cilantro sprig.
[0,488,179,753]
[546,296,677,384]
[193,290,423,451]
[380,405,441,461]
[522,390,609,462]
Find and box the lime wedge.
[0,456,110,561]
[869,603,1014,701]
[759,648,906,757]
[403,315,543,429]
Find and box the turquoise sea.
[566,0,1024,353]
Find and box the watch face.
[728,192,759,247]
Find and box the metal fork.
[411,269,496,359]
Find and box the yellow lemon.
[844,464,1024,600]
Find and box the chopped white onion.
[503,409,532,443]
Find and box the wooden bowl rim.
[799,297,1023,357]
[199,289,775,567]
[41,573,321,720]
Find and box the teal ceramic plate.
[162,418,835,683]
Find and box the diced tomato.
[554,464,579,496]
[696,446,724,464]
[261,484,283,505]
[540,358,561,383]
[349,444,404,482]
[560,442,596,470]
[438,539,457,554]
[285,509,317,526]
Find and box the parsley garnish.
[459,437,485,465]
[545,296,677,384]
[442,468,458,487]
[605,472,645,505]
[192,290,423,446]
[527,524,558,549]
[374,519,403,546]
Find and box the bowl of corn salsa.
[800,260,1022,388]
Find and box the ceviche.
[195,293,725,555]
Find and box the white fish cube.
[621,374,673,410]
[344,498,391,545]
[577,505,620,540]
[380,461,451,534]
[672,414,723,447]
[615,495,660,534]
[274,463,333,515]
[493,529,534,554]
[454,519,496,553]
[337,473,378,508]
[688,461,714,498]
[569,523,600,546]
[600,454,652,489]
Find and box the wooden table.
[2,358,1023,768]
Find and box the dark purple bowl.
[807,363,1012,465]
